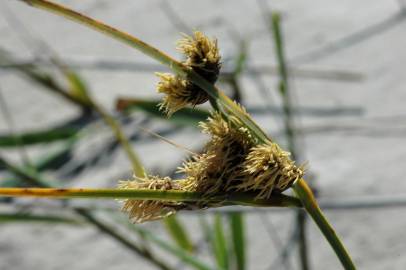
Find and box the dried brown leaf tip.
[118,176,190,223]
[156,31,221,116]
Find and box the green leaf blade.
[212,214,229,270]
[229,213,246,270]
[163,215,194,252]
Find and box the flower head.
[156,73,209,116]
[237,143,304,199]
[177,31,221,83]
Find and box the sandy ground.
[1,0,406,269]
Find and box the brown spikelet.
[118,175,189,223]
[177,31,221,83]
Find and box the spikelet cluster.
[177,31,221,83]
[156,31,221,115]
[156,72,209,116]
[118,176,190,223]
[179,112,304,199]
[237,144,304,199]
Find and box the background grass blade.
[0,127,79,147]
[163,216,194,252]
[0,212,82,224]
[65,70,92,106]
[212,214,229,270]
[229,212,246,270]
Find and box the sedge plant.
[0,1,357,269]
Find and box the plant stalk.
[293,178,356,270]
[0,187,302,208]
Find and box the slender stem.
[0,187,302,208]
[293,178,356,270]
[18,0,270,144]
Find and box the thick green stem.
[293,178,356,270]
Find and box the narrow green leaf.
[212,214,229,270]
[0,127,79,147]
[0,212,82,224]
[126,222,212,270]
[229,213,246,270]
[116,98,210,127]
[65,70,92,105]
[163,215,194,252]
[234,41,247,76]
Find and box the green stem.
[0,187,302,208]
[293,178,356,270]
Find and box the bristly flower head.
[156,73,210,116]
[237,143,304,199]
[177,31,221,83]
[156,31,221,115]
[118,175,190,223]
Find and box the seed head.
[118,175,189,223]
